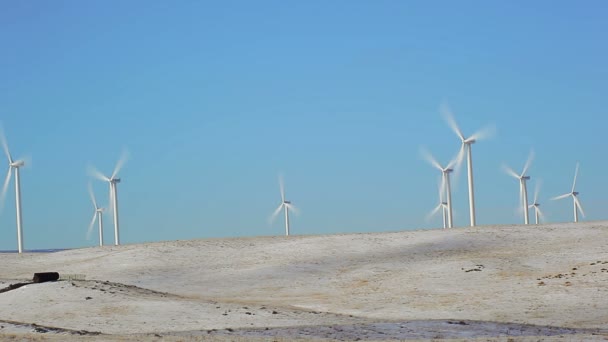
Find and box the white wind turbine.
[503,150,534,225]
[87,183,105,246]
[421,148,457,228]
[269,175,298,236]
[88,150,128,245]
[442,104,495,227]
[0,127,29,254]
[552,162,585,223]
[426,176,448,229]
[529,180,545,225]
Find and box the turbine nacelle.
[463,139,476,144]
[110,178,121,184]
[521,176,530,180]
[572,191,579,196]
[10,160,25,168]
[283,200,291,204]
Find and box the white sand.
[1,222,608,341]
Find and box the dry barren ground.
[1,222,608,341]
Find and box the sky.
[1,1,607,250]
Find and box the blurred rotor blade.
[420,147,443,171]
[437,175,446,203]
[268,203,283,223]
[537,207,546,223]
[108,185,115,217]
[502,164,520,179]
[278,174,285,202]
[0,167,12,211]
[521,150,535,176]
[440,103,465,141]
[111,149,130,180]
[88,165,110,182]
[88,183,98,209]
[451,144,466,183]
[571,162,580,192]
[574,196,586,218]
[519,181,524,210]
[286,203,299,216]
[533,179,542,204]
[86,212,97,240]
[425,203,443,222]
[0,125,12,163]
[468,124,496,142]
[551,193,571,201]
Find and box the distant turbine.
[503,150,534,225]
[87,183,105,246]
[88,150,129,245]
[426,176,448,229]
[0,126,29,254]
[551,162,585,223]
[421,147,458,228]
[442,104,495,227]
[529,180,544,225]
[269,175,298,236]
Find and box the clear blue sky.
[1,1,607,250]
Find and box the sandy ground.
[1,222,608,341]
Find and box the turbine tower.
[552,162,585,223]
[88,150,128,245]
[421,147,458,228]
[529,180,544,225]
[503,150,534,225]
[269,175,298,236]
[0,127,29,254]
[442,104,494,227]
[87,183,105,246]
[426,176,448,229]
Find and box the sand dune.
[1,222,608,340]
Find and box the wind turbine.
[426,176,448,229]
[87,183,105,246]
[88,150,128,245]
[552,162,585,223]
[421,147,458,228]
[0,126,29,254]
[269,175,298,236]
[529,180,544,225]
[503,150,534,225]
[442,104,495,227]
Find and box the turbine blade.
[0,125,12,163]
[0,167,12,211]
[518,181,525,213]
[521,149,535,176]
[502,164,520,179]
[440,103,465,141]
[420,147,443,171]
[438,175,446,203]
[111,149,129,180]
[88,183,98,209]
[279,174,285,202]
[571,162,580,192]
[551,193,571,201]
[468,124,496,142]
[108,185,115,217]
[269,203,283,223]
[88,165,110,182]
[574,196,586,218]
[533,179,542,204]
[286,203,299,215]
[425,204,443,222]
[537,207,545,222]
[451,144,466,183]
[87,212,97,240]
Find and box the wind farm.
[2,2,608,341]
